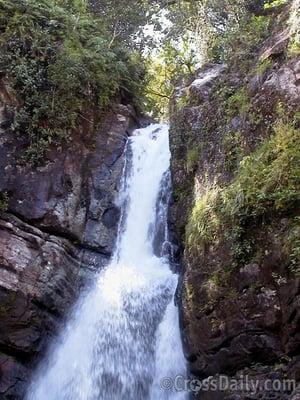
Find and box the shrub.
[186,185,221,253]
[224,121,300,218]
[226,87,251,118]
[222,131,244,173]
[209,14,271,68]
[0,0,143,163]
[186,121,300,258]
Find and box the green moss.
[226,87,251,118]
[249,109,264,127]
[288,39,300,56]
[173,179,192,202]
[0,191,8,211]
[293,111,300,126]
[256,58,273,75]
[222,131,244,173]
[186,186,221,253]
[186,121,300,261]
[185,284,195,302]
[231,237,254,265]
[285,217,300,277]
[177,90,190,109]
[209,265,233,288]
[224,121,300,218]
[186,143,202,172]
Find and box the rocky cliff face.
[170,3,300,399]
[0,100,140,398]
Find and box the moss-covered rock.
[170,2,300,398]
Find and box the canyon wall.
[0,100,140,398]
[170,3,300,399]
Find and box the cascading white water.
[26,124,186,400]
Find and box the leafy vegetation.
[288,0,300,55]
[186,185,221,254]
[209,14,271,68]
[224,121,300,217]
[186,144,202,173]
[256,57,273,75]
[222,131,244,172]
[285,218,300,277]
[226,87,251,118]
[0,0,145,163]
[186,120,300,260]
[144,42,196,119]
[143,0,279,117]
[0,0,296,145]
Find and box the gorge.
[0,0,300,399]
[25,124,186,400]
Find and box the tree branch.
[145,89,171,99]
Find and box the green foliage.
[141,0,274,117]
[186,121,300,260]
[256,57,273,75]
[186,185,221,253]
[208,12,272,67]
[0,0,144,163]
[0,192,8,211]
[144,42,196,119]
[226,87,251,118]
[288,36,300,56]
[185,283,195,303]
[264,0,287,9]
[249,109,264,127]
[293,111,300,126]
[166,0,271,64]
[224,121,300,218]
[142,0,272,116]
[286,219,300,277]
[143,57,172,119]
[176,91,190,110]
[186,144,202,172]
[222,131,244,172]
[206,265,235,292]
[89,0,164,49]
[287,0,300,56]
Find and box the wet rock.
[102,207,121,229]
[0,354,28,399]
[230,117,244,131]
[238,263,261,290]
[0,213,82,398]
[0,103,140,398]
[169,8,300,400]
[188,64,227,103]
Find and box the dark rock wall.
[170,4,300,399]
[0,103,138,398]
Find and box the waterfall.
[26,124,186,400]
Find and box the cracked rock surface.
[169,9,300,400]
[0,104,138,398]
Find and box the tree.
[88,0,166,48]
